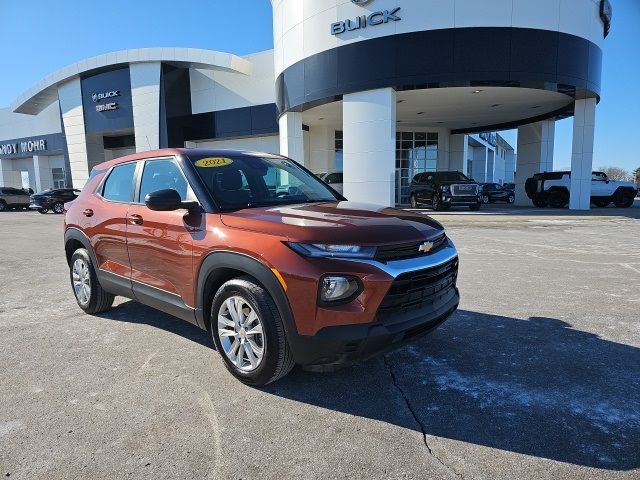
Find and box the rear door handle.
[128,214,143,225]
[82,209,94,217]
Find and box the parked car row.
[0,187,80,213]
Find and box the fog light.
[319,276,361,304]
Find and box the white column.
[569,98,596,210]
[449,134,468,173]
[343,88,396,206]
[515,120,555,205]
[472,146,488,183]
[486,149,495,182]
[279,112,304,164]
[33,155,53,192]
[130,62,161,152]
[58,78,89,188]
[309,125,335,173]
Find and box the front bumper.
[292,286,459,371]
[442,194,481,206]
[284,241,460,370]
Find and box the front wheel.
[0,201,6,212]
[69,249,115,314]
[507,194,515,204]
[613,190,635,208]
[211,277,294,386]
[481,194,489,204]
[431,195,442,211]
[410,194,418,209]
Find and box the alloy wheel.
[482,194,489,204]
[72,258,91,306]
[53,202,64,214]
[217,296,265,372]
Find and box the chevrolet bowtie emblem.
[418,241,434,253]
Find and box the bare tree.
[634,167,640,185]
[598,166,631,181]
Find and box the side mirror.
[145,189,185,211]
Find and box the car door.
[87,161,138,280]
[126,157,201,315]
[418,174,434,202]
[591,172,609,196]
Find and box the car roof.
[92,148,285,172]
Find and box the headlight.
[286,242,376,259]
[441,185,451,193]
[319,275,362,304]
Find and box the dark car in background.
[0,187,31,211]
[480,183,515,204]
[408,171,481,211]
[30,188,81,214]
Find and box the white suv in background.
[317,172,343,194]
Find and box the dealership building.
[0,0,609,209]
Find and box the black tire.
[53,201,64,214]
[431,194,442,211]
[0,201,6,212]
[469,204,481,211]
[532,196,547,208]
[548,190,569,208]
[410,194,418,209]
[210,276,294,386]
[38,208,49,214]
[481,194,489,204]
[69,249,115,314]
[613,190,635,208]
[592,199,610,208]
[507,194,515,204]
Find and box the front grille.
[375,234,447,262]
[377,258,458,319]
[452,184,478,196]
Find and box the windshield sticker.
[195,157,233,168]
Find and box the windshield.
[188,154,341,210]
[438,172,471,182]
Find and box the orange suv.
[64,149,459,385]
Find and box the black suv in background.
[409,171,481,211]
[480,183,515,204]
[30,188,81,214]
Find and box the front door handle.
[82,209,94,217]
[128,214,143,225]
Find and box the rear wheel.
[0,201,6,212]
[481,194,489,204]
[613,190,635,208]
[532,196,547,208]
[211,277,294,386]
[53,202,64,214]
[548,190,569,208]
[410,194,418,209]
[69,249,115,314]
[507,194,515,204]
[38,208,49,214]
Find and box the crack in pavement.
[382,354,465,480]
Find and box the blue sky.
[0,0,638,172]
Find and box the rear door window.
[102,163,137,203]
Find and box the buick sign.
[331,7,401,35]
[91,90,120,103]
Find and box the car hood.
[220,201,444,245]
